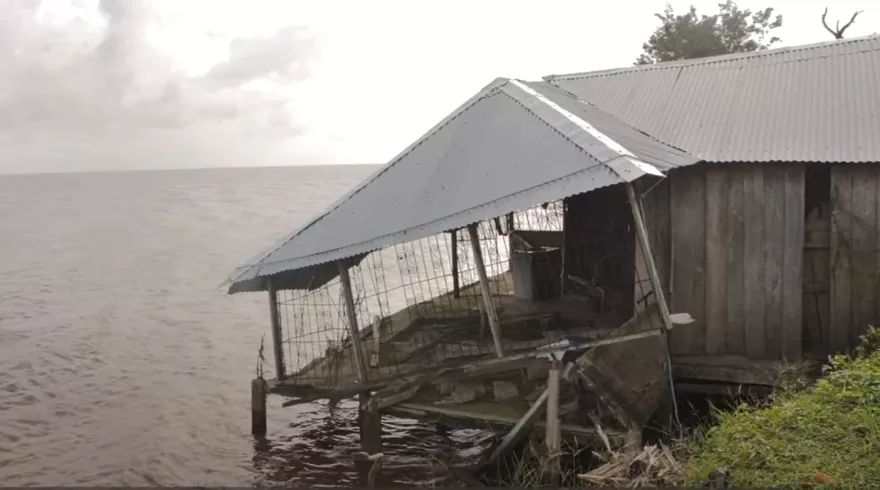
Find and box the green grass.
[681,326,880,488]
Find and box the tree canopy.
[635,1,783,64]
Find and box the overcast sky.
[0,0,876,174]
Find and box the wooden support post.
[267,277,286,380]
[371,315,382,368]
[451,230,460,298]
[487,363,574,466]
[337,261,368,383]
[467,223,505,358]
[626,181,681,426]
[251,378,267,436]
[625,182,674,332]
[545,360,562,484]
[357,392,384,486]
[359,392,383,454]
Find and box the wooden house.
[228,35,880,467]
[547,34,880,367]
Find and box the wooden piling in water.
[251,377,267,436]
[357,392,383,487]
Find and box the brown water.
[0,166,493,487]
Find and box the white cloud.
[0,0,321,173]
[0,0,876,174]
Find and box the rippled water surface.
[0,166,492,487]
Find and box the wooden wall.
[829,164,880,355]
[665,164,806,360]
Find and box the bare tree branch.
[822,7,863,39]
[839,10,863,36]
[822,8,840,38]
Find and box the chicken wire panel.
[513,200,565,231]
[274,203,568,386]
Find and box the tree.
[635,1,783,65]
[821,7,862,39]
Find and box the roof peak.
[544,33,880,81]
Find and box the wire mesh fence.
[271,194,667,389]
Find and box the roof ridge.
[542,82,693,157]
[544,33,880,81]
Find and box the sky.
[0,0,876,174]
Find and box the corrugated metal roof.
[228,78,697,293]
[545,35,880,163]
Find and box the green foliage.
[682,326,880,487]
[636,1,783,64]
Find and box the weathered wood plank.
[781,165,805,361]
[726,166,746,355]
[670,168,707,355]
[763,166,787,360]
[704,166,729,355]
[743,165,767,358]
[849,166,876,347]
[830,166,853,353]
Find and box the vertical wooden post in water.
[545,360,562,484]
[267,276,286,381]
[451,230,460,298]
[467,223,505,357]
[337,260,383,485]
[251,377,267,436]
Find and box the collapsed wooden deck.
[266,265,696,460]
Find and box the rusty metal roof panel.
[545,35,880,163]
[228,78,697,293]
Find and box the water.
[0,166,493,487]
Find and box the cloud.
[0,0,319,173]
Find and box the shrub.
[682,326,880,487]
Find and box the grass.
[681,326,880,488]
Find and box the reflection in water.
[0,167,493,487]
[252,399,495,487]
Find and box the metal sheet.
[227,79,699,293]
[545,35,880,163]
